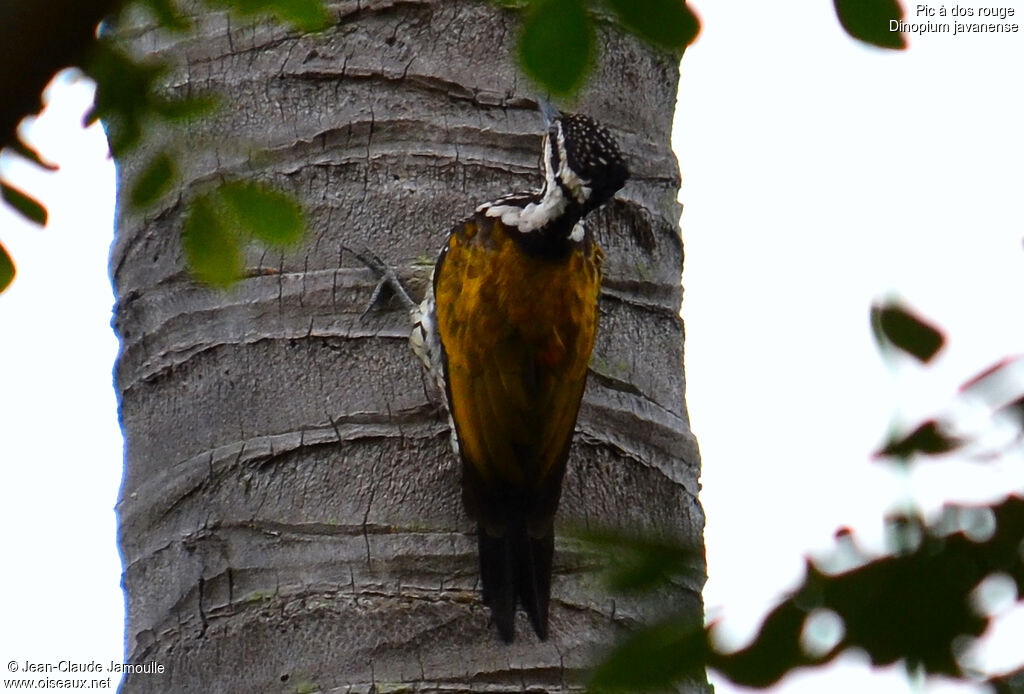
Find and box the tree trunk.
[112,1,705,691]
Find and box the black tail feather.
[517,524,554,639]
[478,525,517,642]
[477,522,554,642]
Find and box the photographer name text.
[13,661,164,675]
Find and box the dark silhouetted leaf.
[588,494,1024,692]
[707,593,829,687]
[129,151,175,209]
[874,419,962,459]
[809,508,1016,675]
[9,140,58,171]
[578,528,702,593]
[871,301,945,363]
[183,195,242,287]
[589,615,708,692]
[206,0,330,32]
[217,181,304,246]
[0,0,117,155]
[834,0,907,49]
[2,182,48,226]
[0,241,15,293]
[603,0,700,52]
[990,665,1024,694]
[519,0,593,95]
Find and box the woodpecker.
[354,104,628,641]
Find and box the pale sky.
[1,1,1022,691]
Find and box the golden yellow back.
[434,214,603,503]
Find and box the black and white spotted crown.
[555,113,629,211]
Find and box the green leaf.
[871,301,945,363]
[129,152,176,209]
[589,616,708,692]
[217,180,304,246]
[0,240,15,293]
[142,0,193,31]
[519,0,593,96]
[153,94,220,122]
[183,195,242,286]
[602,0,700,52]
[2,183,48,226]
[206,0,331,32]
[86,40,169,156]
[578,528,701,593]
[834,0,907,50]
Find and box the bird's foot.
[342,245,417,319]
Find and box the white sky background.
[0,74,123,675]
[0,0,1023,691]
[679,0,1024,691]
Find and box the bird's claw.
[342,244,417,320]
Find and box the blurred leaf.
[602,0,699,52]
[708,595,828,688]
[183,195,242,286]
[217,180,304,246]
[996,395,1024,427]
[834,0,907,50]
[810,497,1024,675]
[871,301,945,363]
[153,94,219,121]
[86,40,169,156]
[990,665,1024,694]
[142,0,192,31]
[0,240,15,293]
[590,494,1024,691]
[129,151,176,209]
[874,419,962,459]
[205,0,331,32]
[1,182,48,226]
[519,0,593,96]
[589,615,708,692]
[579,528,701,593]
[9,140,58,171]
[718,497,1023,686]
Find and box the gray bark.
[112,1,706,691]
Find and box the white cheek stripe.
[554,127,591,204]
[474,124,593,234]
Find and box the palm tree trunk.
[112,1,705,691]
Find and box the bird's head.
[540,110,629,215]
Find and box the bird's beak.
[537,96,560,128]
